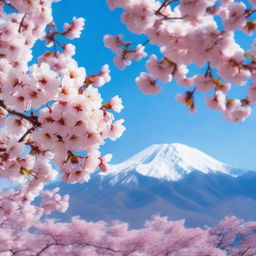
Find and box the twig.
[0,100,40,127]
[18,127,34,143]
[142,39,149,46]
[18,13,27,33]
[155,0,178,14]
[205,62,212,77]
[0,0,17,11]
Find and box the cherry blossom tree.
[0,0,126,190]
[209,216,256,256]
[0,0,125,253]
[105,0,256,122]
[0,209,256,256]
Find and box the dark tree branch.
[35,240,121,256]
[0,100,40,127]
[18,13,27,33]
[18,127,35,143]
[155,0,178,14]
[0,0,17,11]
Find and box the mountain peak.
[105,143,245,182]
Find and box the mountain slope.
[49,143,254,228]
[51,171,256,228]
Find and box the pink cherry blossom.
[194,74,215,93]
[176,91,196,113]
[224,105,251,122]
[106,0,129,10]
[63,17,85,39]
[104,34,147,70]
[87,64,111,87]
[180,0,215,17]
[104,34,123,54]
[136,72,161,95]
[127,44,147,61]
[98,153,112,172]
[5,116,31,137]
[146,54,175,82]
[107,119,126,141]
[248,82,256,103]
[222,3,247,31]
[205,91,227,111]
[121,0,158,34]
[103,95,124,113]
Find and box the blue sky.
[1,0,256,189]
[46,0,256,170]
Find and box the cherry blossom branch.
[244,8,256,19]
[0,100,40,127]
[0,249,28,256]
[155,0,169,14]
[191,87,197,94]
[18,13,27,33]
[205,31,225,52]
[142,39,150,46]
[240,247,252,256]
[35,240,121,256]
[155,0,179,14]
[0,0,16,11]
[163,16,184,20]
[155,0,183,20]
[18,127,35,143]
[205,62,212,77]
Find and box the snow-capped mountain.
[50,143,254,228]
[101,143,246,182]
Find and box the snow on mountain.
[101,143,246,182]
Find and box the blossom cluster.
[106,0,256,122]
[104,34,147,70]
[0,0,125,194]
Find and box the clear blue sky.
[47,0,256,170]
